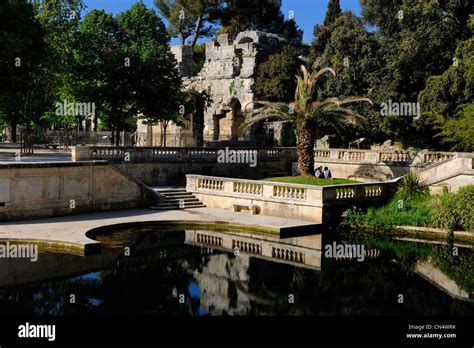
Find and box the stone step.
[165,198,200,203]
[150,203,206,210]
[160,192,193,197]
[162,197,196,202]
[153,188,187,194]
[150,189,205,210]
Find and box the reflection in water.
[0,227,473,316]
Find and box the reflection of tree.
[1,228,473,316]
[0,230,213,316]
[432,246,474,296]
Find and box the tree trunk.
[296,126,315,176]
[163,122,168,147]
[10,118,17,143]
[179,32,185,46]
[191,14,203,49]
[115,127,120,147]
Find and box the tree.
[155,0,216,48]
[433,104,474,152]
[75,3,182,146]
[0,0,47,143]
[360,0,473,148]
[419,37,474,151]
[324,0,341,26]
[192,43,206,75]
[211,0,303,44]
[34,0,85,130]
[310,0,342,61]
[242,65,373,176]
[419,37,474,117]
[185,89,212,147]
[255,46,306,103]
[313,12,382,145]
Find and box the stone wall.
[170,31,286,144]
[0,162,153,221]
[311,149,474,189]
[72,146,297,185]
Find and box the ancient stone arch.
[213,98,244,141]
[169,30,286,145]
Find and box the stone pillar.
[71,146,91,161]
[186,175,197,191]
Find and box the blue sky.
[82,0,362,44]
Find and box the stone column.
[71,146,91,161]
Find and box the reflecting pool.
[0,227,473,316]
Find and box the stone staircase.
[150,188,205,211]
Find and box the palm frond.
[336,107,370,128]
[300,65,310,86]
[310,67,336,83]
[338,96,373,107]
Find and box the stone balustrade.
[186,174,397,222]
[73,146,464,169]
[321,182,394,205]
[314,148,462,167]
[72,146,297,163]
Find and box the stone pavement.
[0,208,320,253]
[0,145,71,162]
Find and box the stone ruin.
[146,31,287,147]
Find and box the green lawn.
[261,176,359,186]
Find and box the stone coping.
[0,160,108,168]
[187,174,393,190]
[0,208,320,255]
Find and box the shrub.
[431,185,474,232]
[397,172,428,198]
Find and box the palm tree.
[241,65,373,176]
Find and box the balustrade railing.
[338,150,365,161]
[312,148,468,168]
[75,146,296,163]
[273,185,306,200]
[233,182,263,195]
[378,151,410,163]
[197,177,224,191]
[187,175,397,207]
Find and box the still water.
[0,227,473,316]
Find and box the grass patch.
[261,176,359,186]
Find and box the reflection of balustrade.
[232,240,262,254]
[272,247,305,263]
[197,233,223,247]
